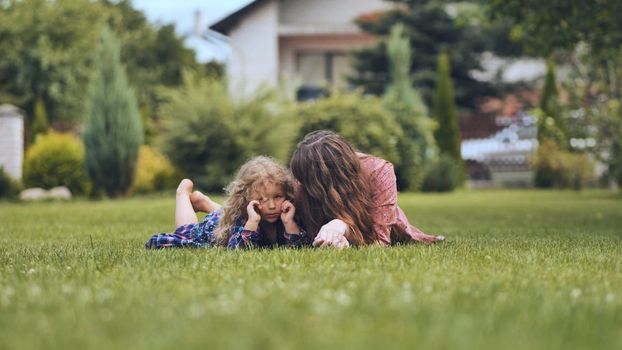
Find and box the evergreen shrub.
[421,155,463,192]
[132,145,177,193]
[294,91,403,166]
[532,139,594,190]
[158,75,295,192]
[22,132,89,194]
[84,27,143,197]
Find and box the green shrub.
[532,139,595,190]
[421,155,463,192]
[294,90,403,166]
[0,166,21,199]
[158,74,294,192]
[132,145,177,193]
[22,131,89,194]
[385,101,437,191]
[30,97,49,144]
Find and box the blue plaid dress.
[145,209,311,249]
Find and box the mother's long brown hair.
[290,130,377,245]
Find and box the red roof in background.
[460,90,539,140]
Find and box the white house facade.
[210,0,390,99]
[0,104,24,180]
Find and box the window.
[296,52,352,101]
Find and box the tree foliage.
[0,0,103,124]
[351,0,498,110]
[433,52,461,160]
[294,91,404,168]
[30,97,49,144]
[101,1,206,115]
[486,0,622,55]
[0,0,209,134]
[384,24,436,190]
[158,73,296,192]
[84,27,143,197]
[487,0,622,187]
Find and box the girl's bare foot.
[190,190,222,213]
[176,179,194,196]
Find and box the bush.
[421,155,463,192]
[132,145,177,193]
[294,91,403,166]
[22,131,89,194]
[532,139,595,190]
[158,74,294,192]
[0,166,21,199]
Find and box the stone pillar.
[0,104,25,180]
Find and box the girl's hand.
[280,200,296,224]
[245,200,262,229]
[281,200,302,234]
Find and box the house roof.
[209,0,268,35]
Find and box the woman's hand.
[313,219,350,249]
[244,200,262,231]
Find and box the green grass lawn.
[0,190,621,350]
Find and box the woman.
[290,130,444,248]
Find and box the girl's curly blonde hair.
[214,156,296,245]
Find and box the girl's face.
[251,183,286,223]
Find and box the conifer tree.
[84,27,143,197]
[433,52,461,160]
[30,97,49,143]
[537,57,566,144]
[384,24,436,190]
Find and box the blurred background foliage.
[22,131,90,195]
[0,0,621,197]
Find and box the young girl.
[145,156,311,249]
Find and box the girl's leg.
[175,179,198,227]
[190,190,222,213]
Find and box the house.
[209,0,390,99]
[460,93,540,188]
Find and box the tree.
[0,0,208,137]
[101,0,210,121]
[30,97,49,144]
[384,24,437,190]
[536,57,566,146]
[487,0,622,188]
[0,0,103,125]
[433,52,462,160]
[83,27,143,197]
[350,0,496,110]
[486,0,622,56]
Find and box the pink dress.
[358,153,439,245]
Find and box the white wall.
[227,0,279,98]
[0,105,24,180]
[279,0,387,26]
[278,34,377,91]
